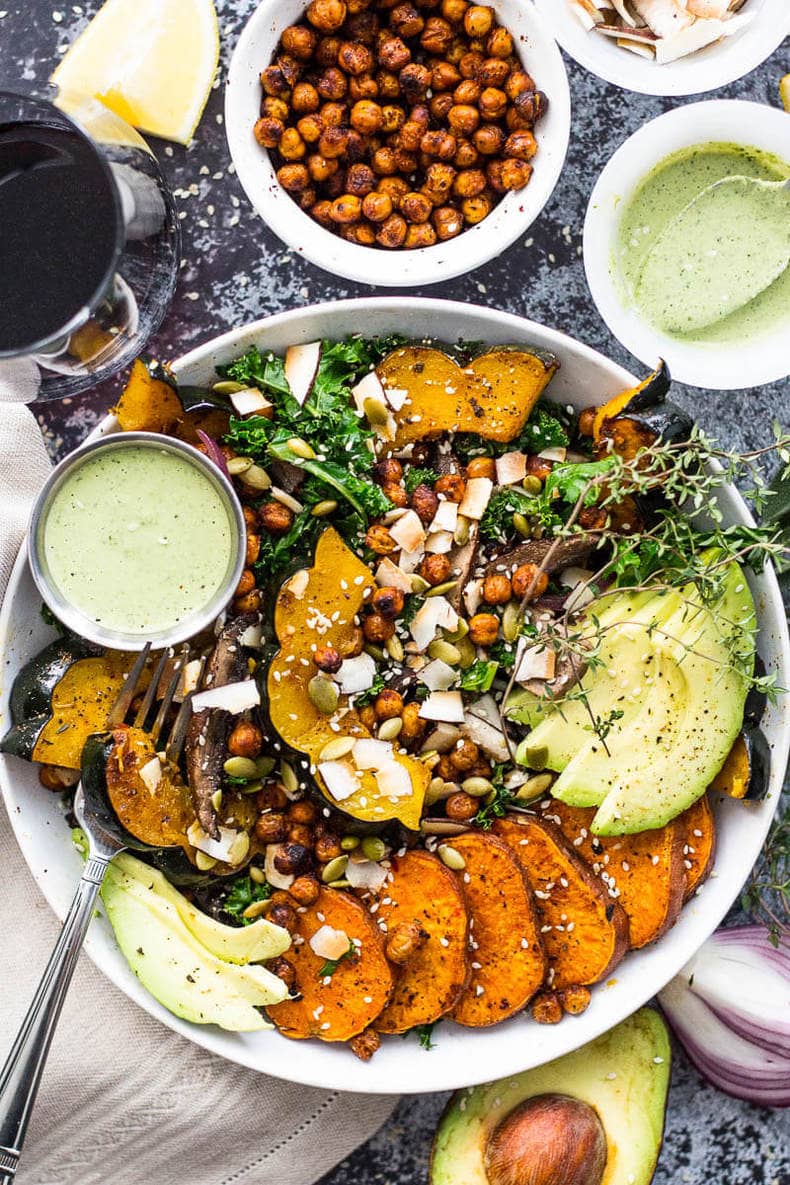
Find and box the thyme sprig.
[742,812,790,943]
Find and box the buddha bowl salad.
[3,333,785,1057]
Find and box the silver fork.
[0,643,199,1184]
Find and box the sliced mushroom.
[484,534,600,580]
[268,459,305,497]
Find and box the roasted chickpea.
[242,505,258,531]
[315,34,342,65]
[449,737,480,773]
[235,568,256,598]
[461,193,492,223]
[398,118,425,152]
[504,129,537,161]
[362,190,394,222]
[441,0,469,22]
[276,52,303,87]
[377,175,410,204]
[377,35,411,71]
[532,991,563,1025]
[314,832,344,863]
[260,65,290,97]
[297,113,324,143]
[338,626,365,659]
[421,15,453,54]
[292,82,320,114]
[453,140,478,168]
[473,122,504,155]
[560,985,592,1016]
[288,823,314,848]
[267,955,297,990]
[500,157,532,190]
[281,24,318,60]
[482,573,512,604]
[478,85,507,120]
[320,100,348,126]
[330,193,363,223]
[458,49,485,78]
[375,457,403,484]
[255,812,288,843]
[514,88,548,122]
[445,791,478,821]
[464,5,493,36]
[306,0,348,32]
[477,56,509,86]
[376,68,402,98]
[578,506,608,531]
[370,146,397,175]
[386,920,427,964]
[286,800,316,827]
[485,158,506,193]
[376,212,408,247]
[348,72,379,100]
[289,875,321,906]
[404,223,437,248]
[466,455,496,479]
[433,205,463,239]
[297,186,318,212]
[363,612,396,642]
[375,688,405,720]
[419,552,451,585]
[577,407,596,437]
[431,60,461,91]
[468,612,499,645]
[390,2,424,36]
[277,163,311,192]
[347,99,381,134]
[393,147,418,172]
[453,167,486,198]
[38,765,79,791]
[350,1029,381,1062]
[400,190,434,223]
[430,92,454,121]
[399,61,431,101]
[447,103,479,136]
[380,103,405,132]
[307,153,339,182]
[420,129,457,161]
[405,483,435,525]
[279,127,306,160]
[423,161,456,200]
[269,900,300,932]
[261,96,289,121]
[314,643,343,673]
[254,116,285,148]
[365,523,397,554]
[486,26,513,56]
[400,701,426,742]
[234,589,263,614]
[318,125,350,158]
[435,472,465,501]
[245,533,261,567]
[504,69,534,101]
[317,66,348,100]
[341,41,375,74]
[373,586,406,618]
[346,162,377,195]
[259,500,295,533]
[257,783,289,812]
[453,78,480,105]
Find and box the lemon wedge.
[781,74,790,114]
[51,0,219,145]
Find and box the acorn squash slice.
[267,526,429,830]
[113,357,184,433]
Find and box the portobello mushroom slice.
[186,613,260,838]
[447,521,480,615]
[269,458,305,497]
[485,534,600,580]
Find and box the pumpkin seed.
[319,735,356,762]
[241,464,272,491]
[428,639,461,665]
[364,644,385,662]
[287,436,316,460]
[363,395,390,427]
[211,788,223,812]
[421,818,469,836]
[483,789,498,805]
[328,878,351,889]
[425,777,453,806]
[308,675,339,715]
[378,716,403,741]
[453,516,470,546]
[321,855,349,883]
[522,743,548,771]
[512,511,531,539]
[213,380,247,395]
[455,636,477,669]
[311,499,338,517]
[340,835,361,852]
[426,579,458,598]
[242,899,270,920]
[522,475,543,495]
[410,574,431,594]
[228,831,251,866]
[462,776,495,797]
[502,601,521,643]
[532,524,545,540]
[249,865,267,885]
[438,844,466,871]
[361,836,387,861]
[195,851,218,871]
[255,756,277,778]
[227,456,253,476]
[385,634,404,662]
[238,779,264,795]
[280,761,299,794]
[223,756,259,780]
[444,619,469,642]
[515,773,554,802]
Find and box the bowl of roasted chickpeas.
[225,0,570,285]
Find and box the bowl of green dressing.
[583,100,790,390]
[29,432,246,650]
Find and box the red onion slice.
[196,429,230,479]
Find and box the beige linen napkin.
[0,397,397,1185]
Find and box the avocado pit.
[484,1093,607,1185]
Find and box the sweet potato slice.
[494,816,629,988]
[449,833,546,1027]
[374,850,469,1034]
[681,794,716,902]
[267,888,393,1042]
[535,799,686,950]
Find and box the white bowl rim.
[532,0,790,97]
[224,0,571,286]
[583,99,790,391]
[2,296,788,1095]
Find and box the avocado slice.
[430,1008,670,1185]
[112,851,290,965]
[101,861,289,1031]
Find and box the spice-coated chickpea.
[235,589,263,614]
[292,82,320,114]
[306,0,348,32]
[316,34,342,65]
[281,24,318,60]
[398,118,426,152]
[403,223,436,249]
[500,157,532,190]
[320,100,348,127]
[449,737,480,772]
[228,720,264,758]
[377,174,410,202]
[420,15,453,53]
[279,127,306,160]
[376,69,402,98]
[429,92,454,121]
[370,146,398,176]
[399,61,431,101]
[504,129,537,160]
[485,158,507,193]
[255,813,288,843]
[424,161,456,198]
[308,153,339,182]
[577,407,596,437]
[532,991,563,1025]
[297,113,324,143]
[289,875,320,906]
[473,122,504,155]
[447,103,480,136]
[400,701,426,741]
[441,0,469,22]
[445,791,478,821]
[254,117,285,148]
[482,573,512,605]
[478,85,507,120]
[466,455,496,479]
[330,193,363,223]
[363,611,396,642]
[453,166,486,198]
[511,562,549,601]
[375,688,404,720]
[393,147,418,173]
[464,5,493,36]
[372,585,406,618]
[339,41,375,74]
[288,823,314,848]
[389,2,424,37]
[257,783,289,812]
[380,103,405,132]
[325,169,347,199]
[365,523,397,554]
[277,53,303,87]
[385,920,426,964]
[477,56,509,87]
[359,705,377,732]
[505,70,535,101]
[346,129,369,161]
[419,552,451,585]
[261,96,289,121]
[318,126,350,158]
[453,78,480,105]
[578,506,608,530]
[259,499,296,532]
[381,478,407,503]
[245,533,261,566]
[468,612,499,645]
[277,163,311,192]
[317,66,348,100]
[561,985,592,1016]
[453,140,479,168]
[288,800,317,826]
[315,833,343,862]
[435,472,466,501]
[242,506,257,531]
[362,190,394,222]
[431,61,461,91]
[375,457,403,484]
[433,205,463,240]
[235,568,256,598]
[346,9,380,41]
[461,193,492,223]
[349,73,379,100]
[486,26,513,56]
[260,65,290,97]
[338,626,365,658]
[420,129,457,161]
[401,190,434,223]
[435,754,456,781]
[346,162,377,195]
[458,49,484,78]
[314,643,343,673]
[377,35,411,70]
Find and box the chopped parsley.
[404,466,439,496]
[223,873,273,925]
[488,640,517,669]
[473,764,514,830]
[355,673,386,706]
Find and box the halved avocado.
[430,1008,670,1185]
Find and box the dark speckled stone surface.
[1,4,788,1182]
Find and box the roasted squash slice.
[267,887,393,1042]
[449,832,546,1027]
[591,360,671,443]
[105,725,195,850]
[376,345,558,449]
[709,729,769,801]
[534,801,686,950]
[113,357,185,433]
[374,850,469,1034]
[494,816,629,986]
[681,794,716,902]
[590,360,692,464]
[267,527,429,830]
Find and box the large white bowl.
[533,0,789,97]
[583,100,790,391]
[1,298,788,1095]
[225,0,570,286]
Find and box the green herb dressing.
[43,445,234,635]
[616,142,790,343]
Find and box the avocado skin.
[430,1008,671,1185]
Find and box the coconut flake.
[138,756,162,793]
[389,510,426,553]
[374,761,413,798]
[351,370,387,417]
[285,341,321,406]
[410,596,459,652]
[192,680,260,714]
[310,924,351,960]
[419,690,465,723]
[375,557,413,593]
[458,477,493,521]
[515,642,557,683]
[495,452,528,486]
[318,760,359,802]
[229,387,272,417]
[430,500,459,533]
[417,658,458,691]
[337,652,377,696]
[421,722,463,753]
[188,820,239,863]
[538,446,567,463]
[353,738,394,769]
[424,530,454,554]
[463,579,484,616]
[346,857,389,892]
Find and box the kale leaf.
[459,659,498,692]
[223,873,273,926]
[404,466,439,496]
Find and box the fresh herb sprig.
[317,939,357,979]
[223,873,273,925]
[742,812,789,944]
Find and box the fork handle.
[0,855,110,1183]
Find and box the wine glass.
[0,89,179,401]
